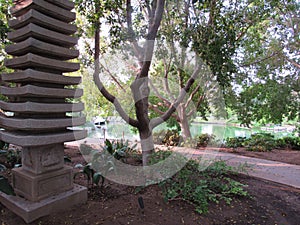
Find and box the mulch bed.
[1,146,299,225]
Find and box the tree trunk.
[131,77,154,165]
[139,127,154,166]
[177,104,192,140]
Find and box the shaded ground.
[1,146,300,225]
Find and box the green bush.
[74,143,118,188]
[277,136,300,150]
[150,153,248,214]
[195,133,216,147]
[0,148,22,168]
[101,139,137,160]
[75,139,137,188]
[0,141,9,150]
[153,129,182,146]
[244,133,277,152]
[225,137,247,148]
[224,133,300,152]
[74,163,106,188]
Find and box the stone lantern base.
[0,184,87,223]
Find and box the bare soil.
[1,146,300,225]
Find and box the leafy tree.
[147,0,290,138]
[80,68,116,121]
[75,0,206,165]
[230,0,299,126]
[74,0,299,165]
[147,0,237,139]
[0,0,12,73]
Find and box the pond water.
[190,123,253,141]
[87,122,293,141]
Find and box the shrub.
[164,129,181,146]
[195,133,216,147]
[277,136,300,150]
[153,129,182,146]
[0,141,9,150]
[0,148,22,168]
[75,139,137,188]
[150,155,248,214]
[148,150,173,164]
[225,137,247,148]
[101,139,137,161]
[74,144,117,188]
[244,133,276,152]
[74,163,106,188]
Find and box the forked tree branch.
[149,103,179,120]
[185,83,201,108]
[93,14,139,128]
[149,79,172,107]
[148,0,165,39]
[93,65,139,128]
[151,56,201,128]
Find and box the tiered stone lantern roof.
[0,0,87,222]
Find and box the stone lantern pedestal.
[0,0,88,223]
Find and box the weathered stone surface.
[0,184,87,223]
[12,166,73,201]
[9,9,76,34]
[6,37,79,60]
[8,23,77,47]
[0,115,86,130]
[1,69,81,85]
[0,85,83,98]
[4,53,80,72]
[22,144,65,174]
[0,1,87,222]
[0,130,87,147]
[10,0,75,23]
[44,0,75,10]
[0,101,84,113]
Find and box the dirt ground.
[1,146,300,225]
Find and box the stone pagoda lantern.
[0,0,87,222]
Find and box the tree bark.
[139,126,154,165]
[177,103,192,140]
[131,77,154,165]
